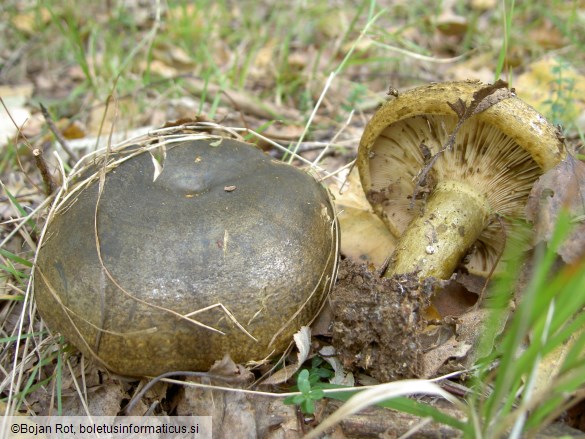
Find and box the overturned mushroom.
[34,135,338,376]
[358,80,565,279]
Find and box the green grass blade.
[0,331,47,343]
[494,0,515,81]
[0,248,33,268]
[0,263,28,284]
[318,384,468,433]
[56,348,63,415]
[1,184,37,231]
[9,351,59,411]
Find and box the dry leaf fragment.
[458,307,509,368]
[422,336,471,378]
[467,79,511,118]
[422,304,510,377]
[447,98,467,119]
[515,57,585,130]
[260,326,312,385]
[319,346,355,387]
[152,42,195,69]
[149,145,167,182]
[436,0,468,36]
[330,169,396,267]
[61,120,87,139]
[11,8,51,35]
[526,154,585,263]
[472,85,515,115]
[471,0,497,9]
[209,354,254,383]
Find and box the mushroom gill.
[368,114,543,275]
[359,81,566,280]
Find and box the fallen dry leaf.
[431,279,479,318]
[422,336,471,378]
[60,119,87,140]
[445,52,495,84]
[319,346,355,387]
[176,381,299,437]
[456,307,509,368]
[61,382,127,416]
[152,42,195,70]
[515,57,585,130]
[436,0,468,37]
[529,20,567,50]
[526,154,585,264]
[209,354,255,384]
[330,169,396,267]
[147,59,179,78]
[252,40,276,73]
[10,8,51,35]
[260,326,311,385]
[262,122,305,141]
[471,0,497,9]
[422,304,510,377]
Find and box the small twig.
[185,76,299,121]
[376,255,392,278]
[318,159,355,184]
[221,89,251,132]
[0,96,45,196]
[40,103,77,162]
[32,148,56,196]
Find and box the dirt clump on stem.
[330,259,432,382]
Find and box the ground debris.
[318,397,461,438]
[330,259,432,382]
[176,382,299,438]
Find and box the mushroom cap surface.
[34,138,338,376]
[358,80,565,275]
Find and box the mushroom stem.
[385,180,490,279]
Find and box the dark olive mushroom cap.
[35,138,338,376]
[358,80,565,277]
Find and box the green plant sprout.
[543,58,577,133]
[284,357,334,415]
[284,370,325,415]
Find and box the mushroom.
[358,80,565,280]
[34,136,339,376]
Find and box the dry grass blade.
[370,40,475,64]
